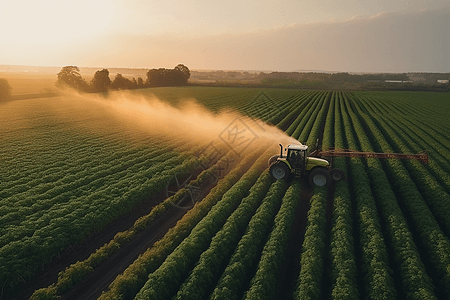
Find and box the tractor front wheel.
[270,162,290,180]
[309,167,331,187]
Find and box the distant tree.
[146,68,164,86]
[137,77,144,87]
[56,66,89,92]
[90,69,111,93]
[174,64,190,84]
[146,65,190,87]
[111,73,133,90]
[166,69,184,86]
[0,78,12,101]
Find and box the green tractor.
[268,144,345,186]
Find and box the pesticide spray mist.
[61,89,299,161]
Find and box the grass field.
[1,86,449,300]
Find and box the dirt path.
[62,205,189,300]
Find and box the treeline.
[56,64,190,93]
[260,72,450,91]
[191,70,450,92]
[258,77,450,91]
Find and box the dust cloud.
[59,89,299,157]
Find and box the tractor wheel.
[270,162,290,180]
[330,169,345,182]
[309,167,331,187]
[267,155,280,168]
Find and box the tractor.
[268,143,428,186]
[268,144,344,186]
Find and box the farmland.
[0,87,449,299]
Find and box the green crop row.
[341,92,436,300]
[210,179,289,300]
[285,91,325,137]
[243,180,302,300]
[266,92,306,124]
[349,94,450,299]
[173,171,274,300]
[293,186,328,300]
[264,90,318,124]
[337,93,397,299]
[356,94,450,235]
[294,91,330,145]
[356,92,450,173]
[276,91,320,131]
[323,92,359,300]
[365,91,450,143]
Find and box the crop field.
[1,87,450,300]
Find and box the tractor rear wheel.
[330,169,345,182]
[270,162,290,180]
[309,167,331,187]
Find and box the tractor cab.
[286,144,308,175]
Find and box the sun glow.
[0,0,115,50]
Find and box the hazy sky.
[1,0,449,72]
